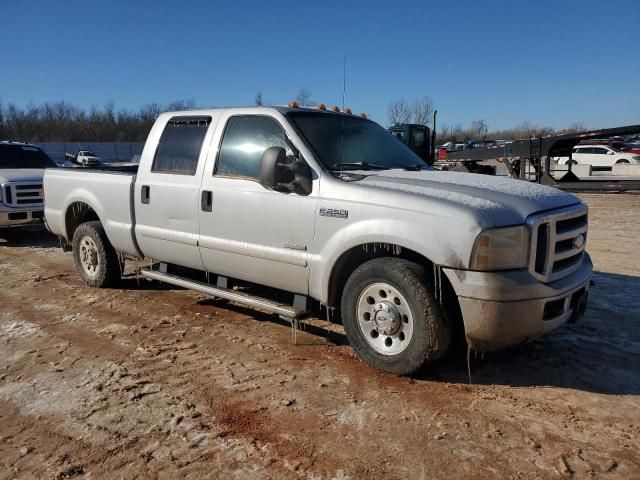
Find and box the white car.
[557,145,640,168]
[76,150,101,167]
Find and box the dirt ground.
[1,193,639,479]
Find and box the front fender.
[309,215,481,304]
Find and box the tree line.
[386,96,587,143]
[0,99,197,142]
[0,92,589,144]
[437,120,587,144]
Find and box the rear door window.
[151,116,211,175]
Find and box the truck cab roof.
[162,105,365,119]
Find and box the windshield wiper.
[329,161,390,171]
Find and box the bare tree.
[565,121,586,133]
[470,119,488,141]
[165,99,196,111]
[411,97,434,126]
[387,98,412,126]
[295,88,313,106]
[139,103,161,122]
[388,97,434,126]
[254,91,263,106]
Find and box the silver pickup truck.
[1,142,55,227]
[44,106,592,374]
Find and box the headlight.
[470,225,530,270]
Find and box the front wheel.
[616,159,630,164]
[72,221,121,287]
[341,258,450,375]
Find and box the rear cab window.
[152,116,211,175]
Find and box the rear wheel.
[616,159,630,164]
[72,221,121,287]
[340,258,450,375]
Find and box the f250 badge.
[319,208,348,219]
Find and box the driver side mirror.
[259,146,312,195]
[607,151,614,155]
[259,146,287,189]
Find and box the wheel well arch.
[327,242,464,342]
[327,242,435,306]
[64,201,101,241]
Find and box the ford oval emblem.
[572,234,585,249]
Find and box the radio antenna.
[339,56,346,177]
[342,56,346,110]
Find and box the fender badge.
[319,208,348,219]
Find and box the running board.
[140,267,309,320]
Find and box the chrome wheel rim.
[356,282,413,356]
[79,236,100,278]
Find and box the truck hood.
[0,169,45,183]
[358,169,580,227]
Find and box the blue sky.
[1,0,638,130]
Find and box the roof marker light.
[359,112,367,119]
[316,103,326,110]
[289,101,299,108]
[330,105,340,112]
[344,108,352,114]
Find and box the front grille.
[528,204,588,283]
[1,182,43,207]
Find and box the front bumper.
[443,253,593,351]
[0,205,45,228]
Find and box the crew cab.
[44,106,592,374]
[1,142,56,228]
[557,145,640,168]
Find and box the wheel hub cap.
[356,282,414,356]
[373,302,401,335]
[79,236,100,277]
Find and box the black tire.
[340,258,450,375]
[72,221,121,287]
[569,160,578,165]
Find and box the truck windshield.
[288,112,430,171]
[0,145,57,169]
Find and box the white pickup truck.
[44,106,592,374]
[1,142,56,228]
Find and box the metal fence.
[35,142,144,165]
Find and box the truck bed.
[44,168,139,256]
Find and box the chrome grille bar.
[527,203,588,283]
[0,182,43,207]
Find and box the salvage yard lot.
[1,193,639,479]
